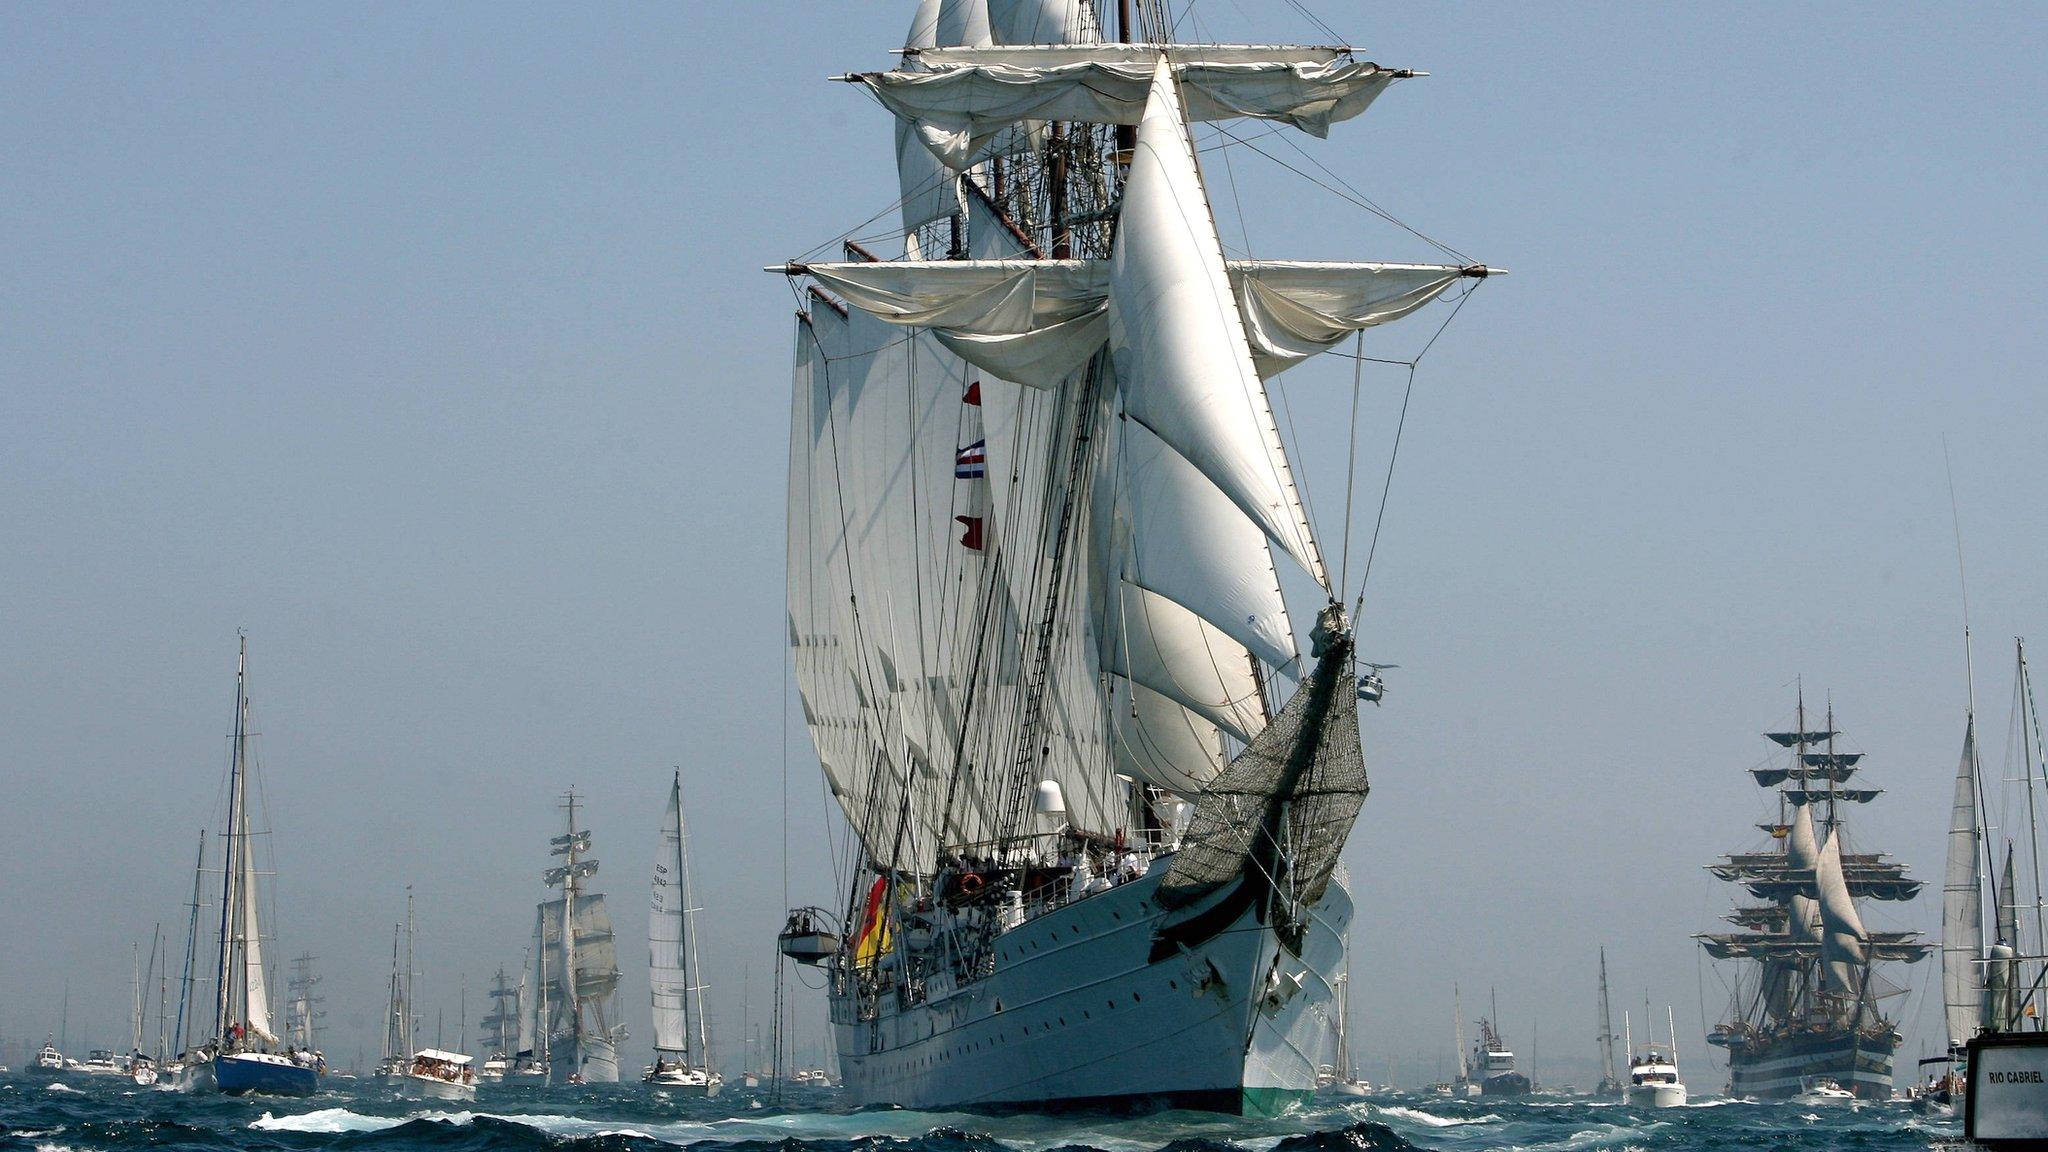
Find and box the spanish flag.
[854,876,892,968]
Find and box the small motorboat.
[1792,1077,1858,1106]
[398,1049,477,1102]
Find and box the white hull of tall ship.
[832,867,1350,1115]
[548,1035,619,1084]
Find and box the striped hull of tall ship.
[1716,1025,1899,1100]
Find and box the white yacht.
[1792,1076,1858,1106]
[29,1038,66,1075]
[1622,1008,1687,1108]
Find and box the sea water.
[0,1075,1957,1152]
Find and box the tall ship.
[284,953,323,1062]
[171,638,322,1096]
[1697,692,1928,1100]
[774,0,1493,1114]
[646,771,721,1093]
[479,967,519,1080]
[535,791,624,1083]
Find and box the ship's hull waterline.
[832,866,1350,1116]
[549,1036,620,1085]
[174,1053,319,1097]
[1720,1028,1896,1101]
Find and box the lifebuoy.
[958,872,984,895]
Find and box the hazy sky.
[4,2,2045,1087]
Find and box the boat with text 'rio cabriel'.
[773,0,1496,1115]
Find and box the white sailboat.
[536,790,624,1084]
[774,0,1491,1114]
[372,896,417,1081]
[171,638,322,1096]
[646,771,721,1094]
[1315,963,1370,1097]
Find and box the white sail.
[1814,828,1870,997]
[1942,718,1985,1046]
[1109,58,1325,587]
[648,775,697,1058]
[539,894,621,1016]
[515,967,534,1058]
[986,0,1098,46]
[237,841,275,1042]
[858,46,1407,169]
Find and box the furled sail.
[1109,58,1325,587]
[789,257,1481,388]
[895,1,966,236]
[856,45,1408,169]
[1942,718,1985,1047]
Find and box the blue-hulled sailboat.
[172,638,321,1097]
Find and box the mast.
[1596,948,1617,1090]
[174,830,205,1055]
[154,927,168,1064]
[404,889,416,1055]
[383,925,403,1062]
[213,636,249,1043]
[2019,640,2045,963]
[131,943,143,1056]
[1452,984,1467,1080]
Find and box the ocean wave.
[41,1086,80,1095]
[1371,1107,1500,1128]
[253,1108,407,1134]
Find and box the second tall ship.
[1698,694,1928,1100]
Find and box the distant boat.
[537,790,624,1084]
[1791,1076,1858,1107]
[372,895,418,1081]
[479,967,518,1081]
[74,1050,127,1076]
[1622,1007,1687,1108]
[1460,990,1529,1096]
[508,956,547,1078]
[1594,949,1621,1095]
[170,639,322,1097]
[644,771,721,1095]
[1699,690,1929,1101]
[398,1048,477,1102]
[1315,963,1369,1097]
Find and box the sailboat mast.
[2017,640,2047,963]
[404,889,416,1054]
[1596,948,1617,1087]
[683,775,711,1065]
[213,637,248,1041]
[174,830,205,1054]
